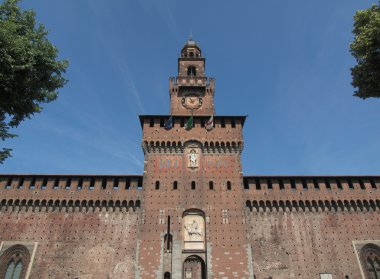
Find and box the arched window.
[5,260,22,279]
[187,66,196,76]
[360,243,380,279]
[164,272,171,279]
[0,244,30,279]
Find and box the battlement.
[139,116,246,150]
[0,175,143,206]
[243,175,380,213]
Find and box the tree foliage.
[0,0,68,163]
[350,2,380,99]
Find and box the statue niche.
[188,149,198,168]
[184,141,201,170]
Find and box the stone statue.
[188,149,198,168]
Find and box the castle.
[0,39,379,279]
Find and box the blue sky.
[1,0,379,175]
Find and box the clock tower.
[138,39,249,279]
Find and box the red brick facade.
[0,40,379,279]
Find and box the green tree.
[0,0,68,163]
[350,2,380,99]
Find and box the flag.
[184,116,193,130]
[164,116,173,130]
[205,115,214,131]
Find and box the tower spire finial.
[189,31,193,41]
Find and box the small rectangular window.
[290,179,297,190]
[201,118,205,127]
[348,180,354,190]
[314,179,320,190]
[255,179,261,190]
[209,181,214,190]
[125,178,131,190]
[267,179,273,190]
[77,177,83,190]
[18,177,25,189]
[279,180,285,190]
[29,177,36,189]
[243,179,249,190]
[336,179,343,190]
[5,177,12,189]
[359,179,366,190]
[221,118,226,128]
[89,178,95,190]
[302,179,308,190]
[65,178,71,189]
[370,179,377,190]
[231,119,236,128]
[137,177,143,190]
[325,179,331,190]
[53,177,60,189]
[41,177,48,190]
[155,181,160,190]
[191,181,196,190]
[101,177,107,189]
[149,118,154,127]
[113,178,119,190]
[173,181,178,190]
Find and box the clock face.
[182,96,202,109]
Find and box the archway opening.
[183,255,206,279]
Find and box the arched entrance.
[183,255,206,279]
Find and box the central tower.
[138,39,251,279]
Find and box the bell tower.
[169,39,215,116]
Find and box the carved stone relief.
[183,214,205,251]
